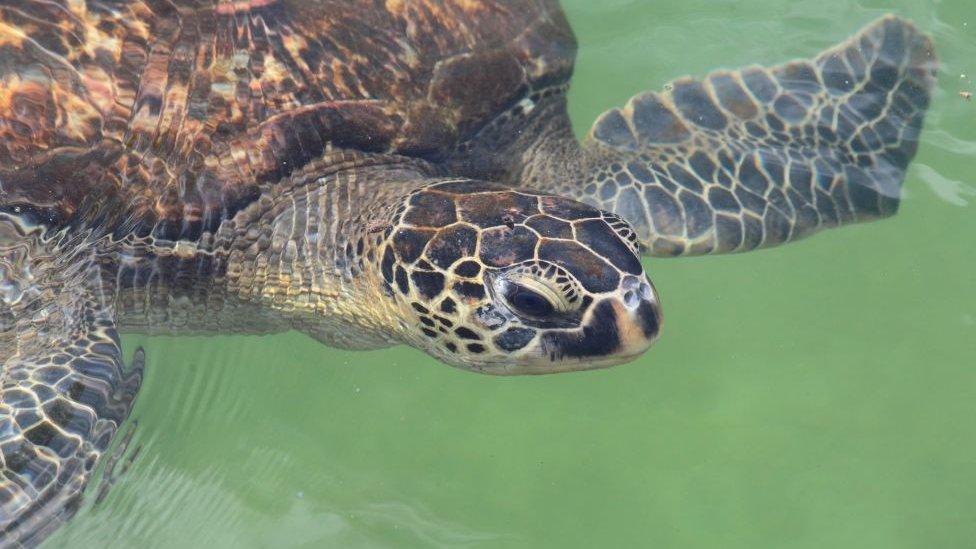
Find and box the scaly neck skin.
[459,94,656,244]
[450,94,590,201]
[514,105,588,197]
[218,156,430,349]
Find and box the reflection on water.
[913,163,976,206]
[44,0,976,547]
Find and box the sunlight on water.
[43,1,976,547]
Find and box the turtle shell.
[0,0,575,239]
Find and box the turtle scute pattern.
[376,180,650,364]
[0,225,143,544]
[585,16,936,256]
[0,0,574,239]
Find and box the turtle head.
[375,180,661,374]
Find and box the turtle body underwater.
[0,0,936,544]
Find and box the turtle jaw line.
[411,289,663,376]
[503,351,650,375]
[431,337,658,376]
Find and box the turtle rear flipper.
[581,15,936,256]
[0,218,143,546]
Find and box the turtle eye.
[504,284,555,318]
[492,264,578,324]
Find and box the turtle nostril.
[622,275,655,306]
[623,290,640,309]
[638,281,654,301]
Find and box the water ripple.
[913,163,976,206]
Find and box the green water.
[49,1,976,547]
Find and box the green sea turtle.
[0,0,935,544]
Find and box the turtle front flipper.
[573,16,936,256]
[0,218,143,545]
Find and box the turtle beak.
[533,281,662,372]
[615,294,662,360]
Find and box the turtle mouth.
[450,294,662,376]
[499,348,651,375]
[536,297,660,367]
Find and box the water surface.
[50,1,976,547]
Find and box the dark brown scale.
[392,228,436,264]
[439,298,457,314]
[405,192,458,228]
[538,196,601,221]
[434,316,453,328]
[457,192,540,228]
[410,271,447,299]
[479,226,538,268]
[454,327,481,341]
[453,281,485,301]
[426,225,479,269]
[394,266,410,294]
[574,220,642,275]
[709,72,759,119]
[538,240,619,293]
[526,215,573,239]
[453,260,482,278]
[494,327,536,352]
